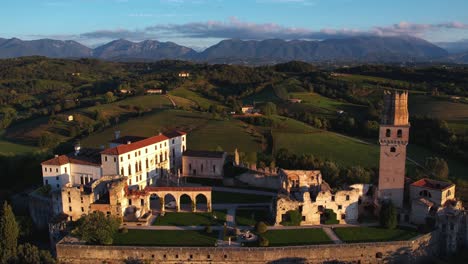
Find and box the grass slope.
[152,211,227,226]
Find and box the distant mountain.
[92,39,197,60]
[0,38,92,58]
[0,36,454,63]
[436,39,468,54]
[446,51,468,64]
[197,36,448,62]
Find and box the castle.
[33,90,468,256]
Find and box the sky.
[1,0,468,49]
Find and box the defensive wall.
[56,231,439,264]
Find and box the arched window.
[397,129,402,138]
[390,147,396,153]
[120,167,124,175]
[446,190,452,198]
[128,164,132,175]
[146,159,149,169]
[386,129,391,137]
[201,164,204,172]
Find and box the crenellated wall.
[57,232,440,264]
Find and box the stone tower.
[378,90,410,208]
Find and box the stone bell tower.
[378,90,410,208]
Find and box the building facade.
[378,90,410,208]
[181,150,226,179]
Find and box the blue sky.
[1,0,468,48]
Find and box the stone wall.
[57,232,440,264]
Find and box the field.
[273,130,379,167]
[262,229,332,246]
[4,95,173,145]
[169,87,223,110]
[333,227,419,243]
[290,92,366,116]
[113,229,218,246]
[152,211,227,226]
[81,109,263,153]
[0,138,39,155]
[409,94,468,121]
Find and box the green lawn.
[235,209,271,226]
[212,191,274,204]
[273,130,379,167]
[152,211,227,226]
[334,227,419,243]
[113,229,218,246]
[262,229,332,246]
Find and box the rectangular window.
[128,154,130,159]
[49,168,52,172]
[56,176,59,180]
[56,168,58,173]
[68,197,71,203]
[114,157,116,162]
[69,206,72,212]
[105,156,108,162]
[338,205,342,210]
[56,184,59,188]
[145,148,148,154]
[128,199,132,205]
[65,167,67,173]
[172,139,175,144]
[45,180,49,185]
[120,157,123,162]
[44,167,47,172]
[81,207,84,212]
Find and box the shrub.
[289,210,302,226]
[119,227,128,234]
[258,235,269,247]
[324,209,339,225]
[379,201,397,229]
[255,221,268,234]
[72,212,121,245]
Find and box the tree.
[261,102,277,116]
[104,91,116,103]
[255,221,268,234]
[15,243,55,264]
[425,157,449,179]
[72,212,121,245]
[321,161,340,185]
[0,202,19,263]
[379,201,397,229]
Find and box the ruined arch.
[149,193,161,212]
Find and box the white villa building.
[40,131,186,219]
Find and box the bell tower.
[378,90,410,208]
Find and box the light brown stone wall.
[56,232,440,264]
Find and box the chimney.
[74,143,81,156]
[127,141,131,145]
[114,131,121,140]
[54,154,58,158]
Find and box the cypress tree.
[0,201,19,262]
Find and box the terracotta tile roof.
[183,150,225,158]
[41,148,101,166]
[163,130,187,138]
[411,178,453,190]
[101,134,169,155]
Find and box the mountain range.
[0,36,466,64]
